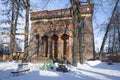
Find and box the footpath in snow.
[0,60,120,80]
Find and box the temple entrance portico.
[36,32,71,61]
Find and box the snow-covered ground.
[0,60,120,80]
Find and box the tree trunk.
[24,0,30,61]
[118,24,120,50]
[99,0,119,59]
[13,0,21,53]
[10,0,15,59]
[72,0,79,66]
[111,25,116,56]
[79,30,83,64]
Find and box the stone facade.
[29,3,94,63]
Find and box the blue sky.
[92,0,116,51]
[0,0,116,51]
[30,0,71,11]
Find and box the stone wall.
[29,3,94,63]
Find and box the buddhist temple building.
[29,3,94,63]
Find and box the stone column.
[47,37,51,58]
[58,35,62,59]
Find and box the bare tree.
[99,0,120,59]
[1,0,25,59]
[22,0,30,61]
[10,0,15,58]
[70,0,81,66]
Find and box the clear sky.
[30,0,71,11]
